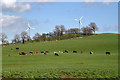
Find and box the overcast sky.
[0,0,119,42]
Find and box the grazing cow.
[73,51,77,53]
[106,52,110,55]
[8,54,11,56]
[63,50,68,53]
[16,48,19,50]
[54,52,59,56]
[55,53,59,56]
[44,52,47,55]
[34,52,38,54]
[22,52,28,55]
[29,52,33,55]
[90,51,93,55]
[29,52,33,53]
[19,52,28,55]
[41,51,44,53]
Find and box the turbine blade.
[74,19,79,21]
[80,21,82,25]
[80,16,83,20]
[26,28,29,31]
[30,27,35,29]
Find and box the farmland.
[2,34,119,78]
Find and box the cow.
[19,52,28,55]
[73,51,77,53]
[16,48,19,50]
[41,51,44,53]
[19,53,22,55]
[44,52,47,55]
[29,52,33,53]
[106,52,110,55]
[8,54,11,56]
[90,51,93,55]
[29,52,33,55]
[34,52,38,54]
[63,50,68,53]
[54,52,59,56]
[55,53,59,56]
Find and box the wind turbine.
[26,23,35,41]
[74,16,83,33]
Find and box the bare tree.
[0,33,8,44]
[89,22,98,34]
[13,34,20,43]
[60,25,66,36]
[54,25,66,36]
[21,31,28,44]
[81,26,92,35]
[86,26,93,35]
[69,28,79,34]
[54,25,61,36]
[33,33,41,42]
[81,27,88,35]
[26,35,31,42]
[41,33,46,41]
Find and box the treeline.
[0,22,98,45]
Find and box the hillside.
[2,34,118,55]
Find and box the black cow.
[16,48,19,50]
[41,51,44,53]
[55,53,59,56]
[106,52,110,55]
[73,51,77,53]
[19,53,22,55]
[90,51,93,55]
[63,50,68,53]
[19,52,28,55]
[29,52,33,53]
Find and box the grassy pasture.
[2,34,119,78]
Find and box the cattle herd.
[8,47,111,56]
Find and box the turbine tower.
[26,23,35,41]
[74,16,83,33]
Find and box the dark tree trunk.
[22,39,24,44]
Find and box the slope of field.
[2,34,119,78]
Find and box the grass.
[2,34,119,78]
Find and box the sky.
[0,0,119,43]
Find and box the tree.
[54,25,66,36]
[69,28,79,34]
[13,34,20,43]
[59,25,66,36]
[41,33,46,41]
[81,26,92,35]
[33,33,41,42]
[54,25,61,36]
[86,26,93,35]
[21,31,28,44]
[26,35,31,42]
[89,22,98,34]
[0,33,8,44]
[81,27,88,35]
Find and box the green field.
[2,34,119,78]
